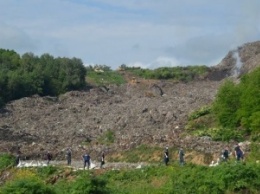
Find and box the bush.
[0,153,15,171]
[36,166,58,178]
[247,143,260,162]
[67,173,110,194]
[188,106,212,120]
[0,178,56,194]
[194,127,244,142]
[170,163,260,194]
[98,130,115,145]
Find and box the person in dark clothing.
[15,153,20,166]
[164,147,169,166]
[66,148,72,166]
[234,144,244,161]
[100,152,105,169]
[82,152,91,170]
[46,151,52,165]
[178,147,185,166]
[221,147,229,162]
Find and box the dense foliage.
[1,162,260,194]
[0,153,15,171]
[186,67,260,142]
[0,49,86,107]
[119,64,209,82]
[171,163,260,194]
[0,178,55,194]
[213,67,260,141]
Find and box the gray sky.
[1,0,260,69]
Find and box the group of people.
[82,151,105,170]
[164,147,185,166]
[163,143,245,166]
[15,143,245,169]
[67,148,105,170]
[39,148,105,170]
[220,143,245,162]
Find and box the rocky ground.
[1,41,260,165]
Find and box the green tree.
[0,49,20,71]
[237,68,260,132]
[213,80,241,128]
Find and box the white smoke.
[232,51,243,77]
[127,57,181,70]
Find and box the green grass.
[108,144,163,163]
[123,65,209,82]
[1,160,260,194]
[0,153,15,171]
[86,71,126,86]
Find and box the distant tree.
[0,49,87,106]
[20,52,39,72]
[56,57,86,92]
[0,49,20,71]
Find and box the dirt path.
[17,160,150,170]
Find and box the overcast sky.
[1,0,260,69]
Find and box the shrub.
[0,178,56,194]
[67,173,110,194]
[188,106,212,120]
[194,127,244,142]
[247,143,260,162]
[36,166,58,178]
[0,153,15,171]
[13,169,37,180]
[98,130,115,145]
[170,163,260,194]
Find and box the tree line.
[0,49,86,107]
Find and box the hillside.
[1,41,260,165]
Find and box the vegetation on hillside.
[0,48,212,108]
[1,158,260,194]
[0,153,16,171]
[186,67,260,142]
[0,49,86,108]
[119,64,209,82]
[85,65,126,86]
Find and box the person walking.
[15,152,21,166]
[82,152,91,170]
[100,152,105,169]
[66,148,72,166]
[221,147,229,162]
[46,151,52,165]
[178,147,185,166]
[164,147,169,166]
[234,144,244,162]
